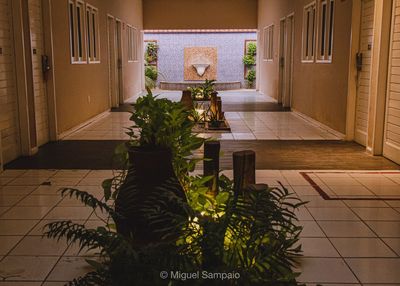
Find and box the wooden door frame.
[42,0,58,141]
[346,0,393,154]
[378,0,395,156]
[284,13,295,108]
[107,15,118,108]
[116,19,124,104]
[278,17,286,104]
[345,0,361,141]
[278,13,295,108]
[11,0,38,155]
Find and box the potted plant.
[188,86,204,100]
[108,90,204,244]
[189,79,217,101]
[44,91,305,285]
[45,175,304,285]
[201,79,216,100]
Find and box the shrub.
[145,42,159,63]
[247,42,257,56]
[246,69,256,88]
[243,55,256,67]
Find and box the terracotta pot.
[115,147,187,244]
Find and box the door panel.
[116,20,124,104]
[29,0,49,146]
[107,16,119,108]
[383,0,400,164]
[278,14,294,108]
[354,0,375,146]
[0,0,21,163]
[278,18,285,104]
[283,15,294,108]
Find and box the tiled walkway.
[2,90,400,285]
[1,169,400,285]
[64,91,341,141]
[64,112,340,141]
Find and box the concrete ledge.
[159,81,242,91]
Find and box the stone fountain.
[192,63,210,77]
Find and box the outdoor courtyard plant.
[45,90,304,285]
[243,42,257,88]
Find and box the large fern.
[45,176,304,286]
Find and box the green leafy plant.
[188,86,204,100]
[144,65,159,89]
[247,42,257,57]
[202,79,216,100]
[145,65,158,81]
[208,109,222,128]
[45,175,304,285]
[243,55,256,67]
[189,79,216,101]
[145,42,159,63]
[124,90,204,190]
[44,91,305,285]
[246,69,256,88]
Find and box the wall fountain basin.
[192,64,210,77]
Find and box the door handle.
[42,55,51,81]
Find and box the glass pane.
[69,3,75,58]
[311,7,315,57]
[77,6,82,58]
[87,10,91,59]
[328,0,334,56]
[306,10,310,57]
[321,3,327,57]
[93,13,97,58]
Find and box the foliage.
[45,175,304,286]
[243,55,256,67]
[189,79,216,100]
[188,87,204,100]
[247,42,257,57]
[44,90,305,285]
[246,69,256,88]
[124,90,204,190]
[145,42,159,63]
[145,65,158,81]
[202,79,216,99]
[208,108,222,127]
[144,65,159,89]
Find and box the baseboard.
[291,109,346,140]
[58,110,110,140]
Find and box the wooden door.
[354,0,375,146]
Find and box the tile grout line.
[306,208,363,285]
[41,169,107,285]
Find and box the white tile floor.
[64,111,340,141]
[64,91,341,141]
[128,89,276,104]
[1,169,400,284]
